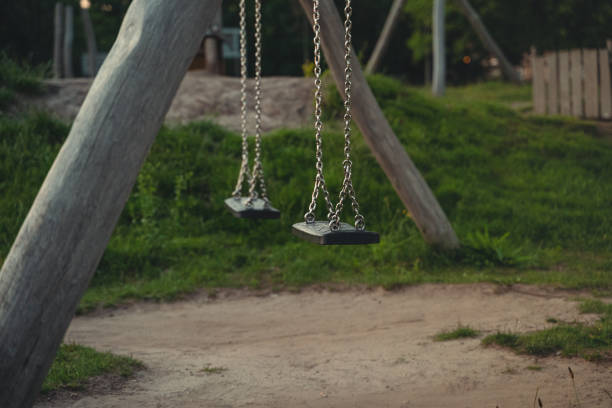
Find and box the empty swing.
[292,0,379,246]
[225,0,280,219]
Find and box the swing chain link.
[247,0,269,206]
[232,0,269,207]
[305,0,335,226]
[331,0,365,231]
[305,0,365,231]
[232,0,251,200]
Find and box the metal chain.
[232,0,251,199]
[304,0,365,231]
[247,0,269,206]
[331,0,365,231]
[304,0,335,225]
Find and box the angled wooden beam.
[365,0,408,75]
[298,0,460,249]
[0,1,221,406]
[453,0,522,83]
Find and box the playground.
[1,0,612,407]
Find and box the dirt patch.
[26,72,313,133]
[36,284,612,408]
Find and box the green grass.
[42,344,143,393]
[443,81,532,105]
[0,53,46,110]
[526,365,543,371]
[482,299,612,361]
[200,364,227,375]
[434,325,480,341]
[1,74,612,312]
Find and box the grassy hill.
[1,75,611,312]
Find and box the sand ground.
[35,284,612,408]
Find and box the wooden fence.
[532,47,612,120]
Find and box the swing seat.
[224,197,280,219]
[292,221,379,245]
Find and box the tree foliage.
[1,0,610,82]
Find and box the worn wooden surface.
[53,3,63,79]
[432,0,446,96]
[365,0,407,75]
[599,48,612,120]
[570,49,583,117]
[63,5,74,78]
[453,0,521,83]
[0,1,221,407]
[558,51,571,115]
[583,49,599,118]
[532,55,546,114]
[298,0,459,248]
[546,52,558,114]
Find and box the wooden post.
[432,0,446,96]
[63,5,74,78]
[80,5,98,77]
[204,7,223,74]
[583,49,599,119]
[453,0,521,84]
[365,0,408,75]
[599,48,611,120]
[558,51,571,115]
[546,52,559,114]
[204,37,222,74]
[0,1,222,407]
[53,3,64,79]
[532,53,546,114]
[570,49,583,117]
[298,0,460,249]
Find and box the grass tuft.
[200,365,227,375]
[434,325,480,341]
[482,300,612,361]
[42,344,144,393]
[579,299,612,315]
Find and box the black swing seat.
[224,197,280,219]
[292,221,379,245]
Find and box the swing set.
[224,0,379,245]
[0,2,459,402]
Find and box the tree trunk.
[80,6,98,77]
[0,1,221,407]
[63,5,74,78]
[297,0,460,249]
[432,0,445,96]
[53,3,64,79]
[453,0,521,83]
[365,0,407,75]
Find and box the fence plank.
[583,49,599,118]
[599,48,611,120]
[532,55,547,114]
[558,51,571,115]
[570,49,583,117]
[546,52,559,114]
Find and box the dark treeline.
[1,0,611,83]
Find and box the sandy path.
[37,284,611,408]
[27,72,313,133]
